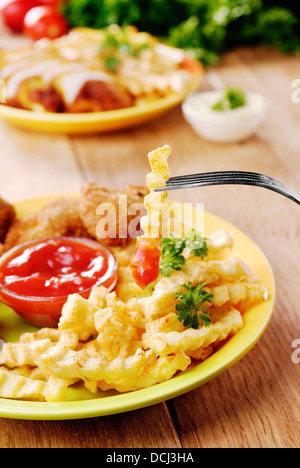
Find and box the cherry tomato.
[1,0,41,32]
[180,56,204,76]
[130,237,161,289]
[23,6,68,40]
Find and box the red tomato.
[180,56,204,76]
[23,6,68,40]
[1,0,41,32]
[130,238,161,289]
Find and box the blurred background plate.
[0,78,200,134]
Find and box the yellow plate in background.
[0,84,198,134]
[0,195,276,420]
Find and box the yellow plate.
[0,83,199,134]
[0,195,276,420]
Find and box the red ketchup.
[0,237,118,327]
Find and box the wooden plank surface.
[0,47,299,448]
[0,404,181,448]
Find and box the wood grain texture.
[0,404,180,448]
[0,47,299,448]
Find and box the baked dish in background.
[0,25,204,114]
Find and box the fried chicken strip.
[0,197,16,243]
[79,183,148,246]
[3,184,148,252]
[4,198,89,251]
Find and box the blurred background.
[1,0,300,65]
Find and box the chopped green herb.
[175,282,213,329]
[184,230,208,258]
[212,87,247,112]
[104,55,120,73]
[134,43,150,57]
[159,230,208,277]
[99,25,149,60]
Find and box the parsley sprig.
[212,86,247,112]
[175,282,213,329]
[159,230,208,277]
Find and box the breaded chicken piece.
[0,197,16,243]
[68,80,135,113]
[3,185,148,252]
[79,183,148,246]
[4,198,89,251]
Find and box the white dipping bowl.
[182,90,266,143]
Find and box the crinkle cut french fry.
[0,367,46,401]
[140,145,171,239]
[143,308,243,357]
[144,256,260,321]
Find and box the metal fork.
[153,171,300,205]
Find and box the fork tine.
[167,171,229,182]
[167,171,268,183]
[157,171,263,188]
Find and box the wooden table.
[0,46,299,449]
